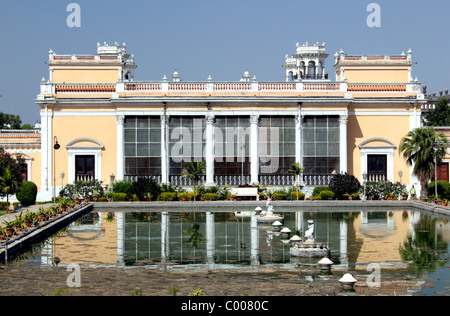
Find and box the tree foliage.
[399,127,447,192]
[329,173,361,200]
[0,112,22,129]
[424,97,450,126]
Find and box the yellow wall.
[343,68,409,83]
[52,114,117,186]
[347,114,411,183]
[52,68,120,84]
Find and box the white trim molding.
[66,138,104,184]
[359,138,396,182]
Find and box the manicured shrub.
[157,192,178,201]
[313,186,330,196]
[272,193,287,200]
[329,173,361,200]
[112,192,128,201]
[319,190,335,200]
[203,193,218,201]
[130,177,161,201]
[290,191,305,200]
[16,181,38,206]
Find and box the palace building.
[18,41,426,201]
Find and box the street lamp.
[53,137,60,203]
[398,170,403,184]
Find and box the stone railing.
[41,80,423,96]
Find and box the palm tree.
[399,127,448,195]
[287,162,305,200]
[181,160,206,202]
[0,167,21,213]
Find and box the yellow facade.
[26,42,427,201]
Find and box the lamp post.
[53,137,60,203]
[60,171,65,189]
[363,172,368,201]
[110,173,115,202]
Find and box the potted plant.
[179,192,188,202]
[3,220,16,237]
[23,210,36,228]
[401,189,409,201]
[92,190,100,202]
[105,192,113,202]
[144,192,152,202]
[59,199,71,212]
[73,194,83,206]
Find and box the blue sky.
[0,0,449,124]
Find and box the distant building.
[16,41,426,201]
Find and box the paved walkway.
[0,204,56,226]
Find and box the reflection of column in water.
[410,211,420,241]
[206,212,215,269]
[295,211,304,236]
[251,213,260,265]
[161,212,170,263]
[117,212,125,266]
[340,219,348,267]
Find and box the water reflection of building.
[38,208,449,272]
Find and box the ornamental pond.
[1,204,449,296]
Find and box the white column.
[250,115,260,184]
[161,115,169,184]
[117,212,125,266]
[116,115,125,181]
[206,212,215,269]
[250,213,260,266]
[161,212,170,264]
[340,219,348,267]
[40,107,50,194]
[296,113,304,186]
[205,115,215,186]
[339,114,349,174]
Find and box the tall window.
[124,116,161,177]
[76,155,95,180]
[367,155,387,180]
[214,116,250,177]
[303,116,340,175]
[169,116,205,177]
[259,116,296,176]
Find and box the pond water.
[7,206,450,295]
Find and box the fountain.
[290,220,331,258]
[256,198,284,223]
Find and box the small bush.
[428,181,450,200]
[319,190,335,200]
[157,192,178,201]
[272,193,287,200]
[329,173,361,200]
[203,193,218,201]
[290,191,305,200]
[313,186,330,196]
[112,193,128,201]
[16,181,38,206]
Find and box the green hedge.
[157,192,178,201]
[428,181,450,199]
[203,193,219,201]
[319,190,335,200]
[289,191,305,200]
[112,193,128,201]
[16,181,38,206]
